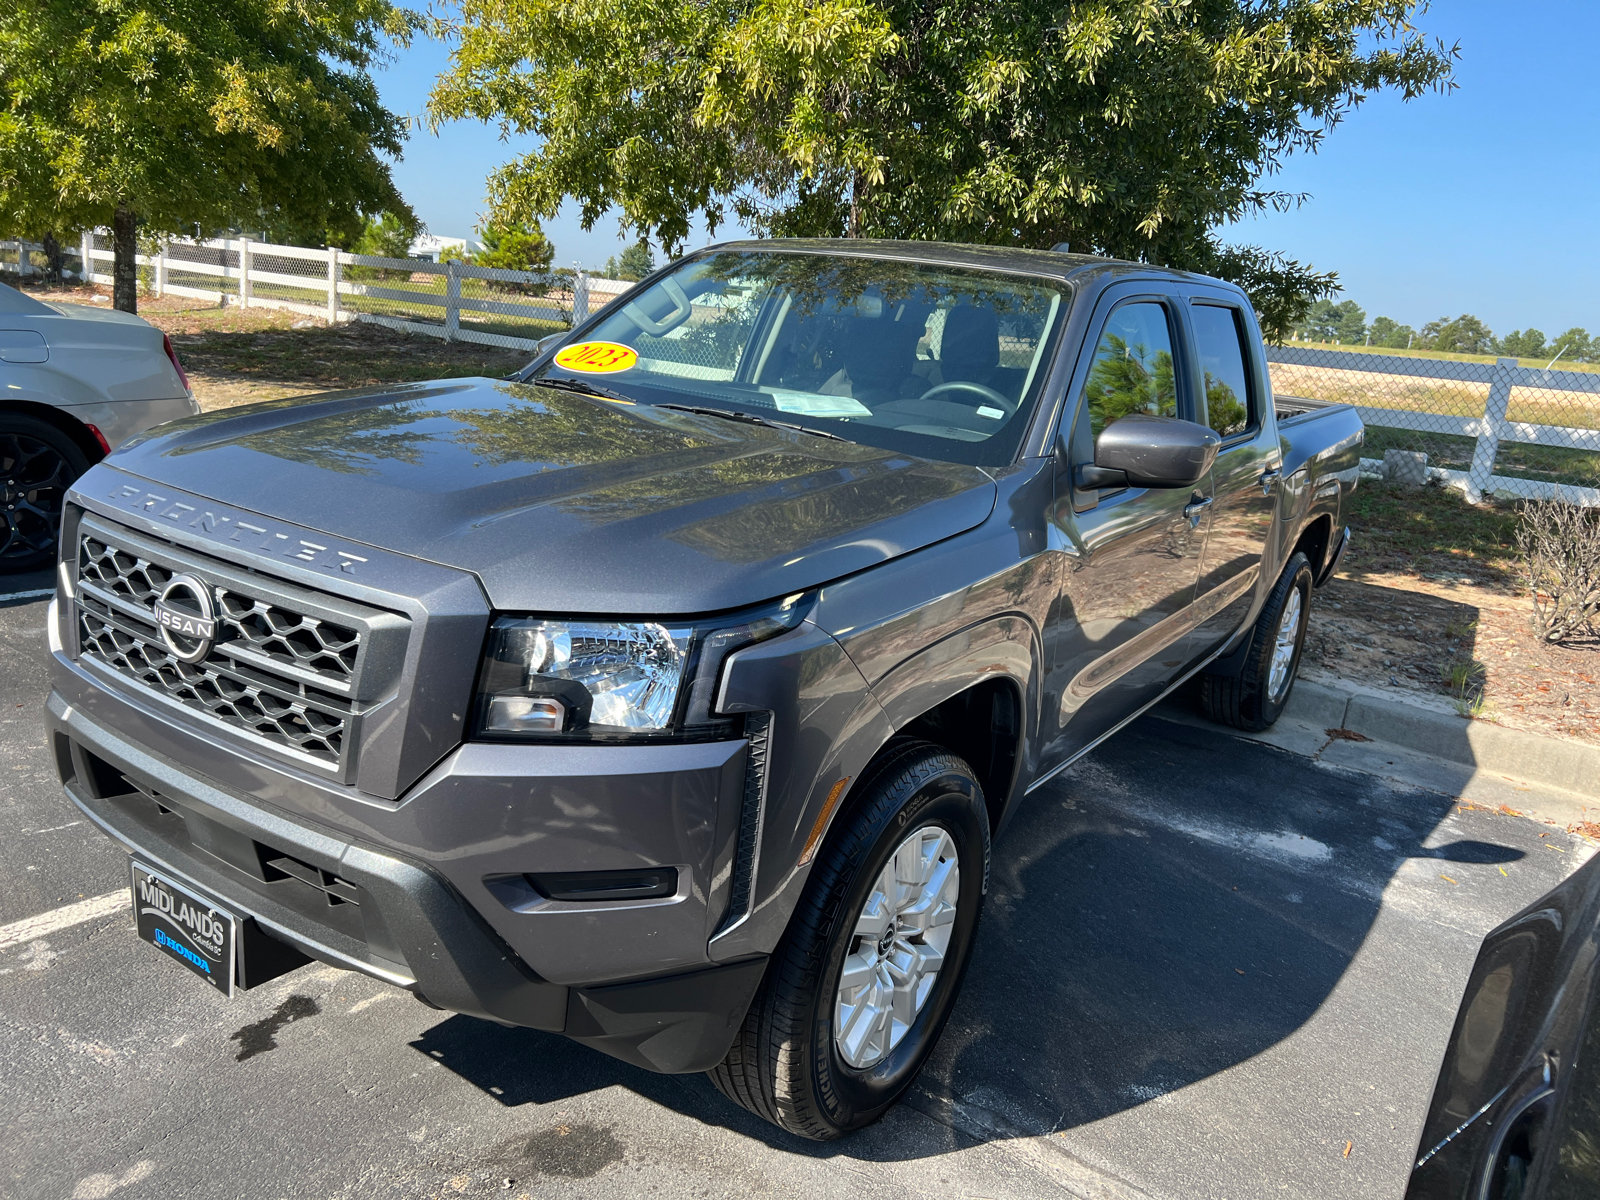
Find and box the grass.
[1344,477,1524,587]
[1442,658,1487,692]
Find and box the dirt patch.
[1304,480,1600,746]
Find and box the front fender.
[706,620,894,963]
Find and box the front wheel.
[708,742,989,1139]
[1200,551,1314,732]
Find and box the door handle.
[1259,468,1281,495]
[1183,496,1214,528]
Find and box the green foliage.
[1547,328,1594,364]
[1420,314,1494,355]
[605,242,656,281]
[429,0,1454,339]
[0,0,420,309]
[1084,335,1176,435]
[1295,299,1366,344]
[1296,310,1595,362]
[351,211,420,259]
[1205,375,1247,436]
[1367,316,1416,349]
[438,244,470,264]
[344,210,421,280]
[1496,328,1547,360]
[477,220,555,273]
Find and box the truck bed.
[1274,394,1364,480]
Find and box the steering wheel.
[917,380,1014,416]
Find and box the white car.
[1,283,198,571]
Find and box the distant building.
[408,235,477,262]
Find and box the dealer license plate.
[131,862,236,996]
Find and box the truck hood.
[107,378,997,613]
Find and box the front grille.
[72,517,402,773]
[79,537,360,687]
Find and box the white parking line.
[0,891,130,951]
[0,587,54,603]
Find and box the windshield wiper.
[652,403,848,442]
[531,375,636,404]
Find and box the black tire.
[1,414,90,573]
[708,741,989,1140]
[1200,551,1315,732]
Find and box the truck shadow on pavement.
[410,714,1527,1158]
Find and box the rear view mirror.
[1076,414,1221,490]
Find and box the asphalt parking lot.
[2,581,1592,1200]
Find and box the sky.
[376,0,1599,336]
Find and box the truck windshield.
[532,250,1068,466]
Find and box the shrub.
[1516,500,1600,642]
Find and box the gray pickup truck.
[45,240,1360,1139]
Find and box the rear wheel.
[1,415,89,573]
[1200,551,1314,732]
[708,741,989,1139]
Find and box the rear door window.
[1190,304,1255,438]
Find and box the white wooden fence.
[1,233,636,353]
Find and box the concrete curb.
[1286,673,1600,798]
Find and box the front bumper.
[48,659,768,1074]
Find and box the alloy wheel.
[833,825,961,1070]
[0,433,73,564]
[1267,586,1304,702]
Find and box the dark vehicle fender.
[706,620,895,965]
[867,614,1038,834]
[706,614,1036,965]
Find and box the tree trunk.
[41,232,63,285]
[848,171,864,238]
[112,206,138,313]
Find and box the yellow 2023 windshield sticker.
[554,341,638,374]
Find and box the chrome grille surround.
[72,515,405,776]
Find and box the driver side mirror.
[1075,414,1220,490]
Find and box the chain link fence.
[1268,345,1600,506]
[0,233,650,352]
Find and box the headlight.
[474,596,809,741]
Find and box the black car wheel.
[709,740,989,1139]
[1,415,90,573]
[1200,551,1315,732]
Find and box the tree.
[476,220,555,272]
[1296,298,1364,344]
[1547,328,1594,365]
[346,211,422,279]
[1420,315,1494,355]
[352,211,419,258]
[1296,300,1338,342]
[1334,301,1368,345]
[1368,316,1416,349]
[429,0,1454,341]
[1496,329,1547,361]
[605,242,656,281]
[0,0,420,312]
[1083,335,1177,433]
